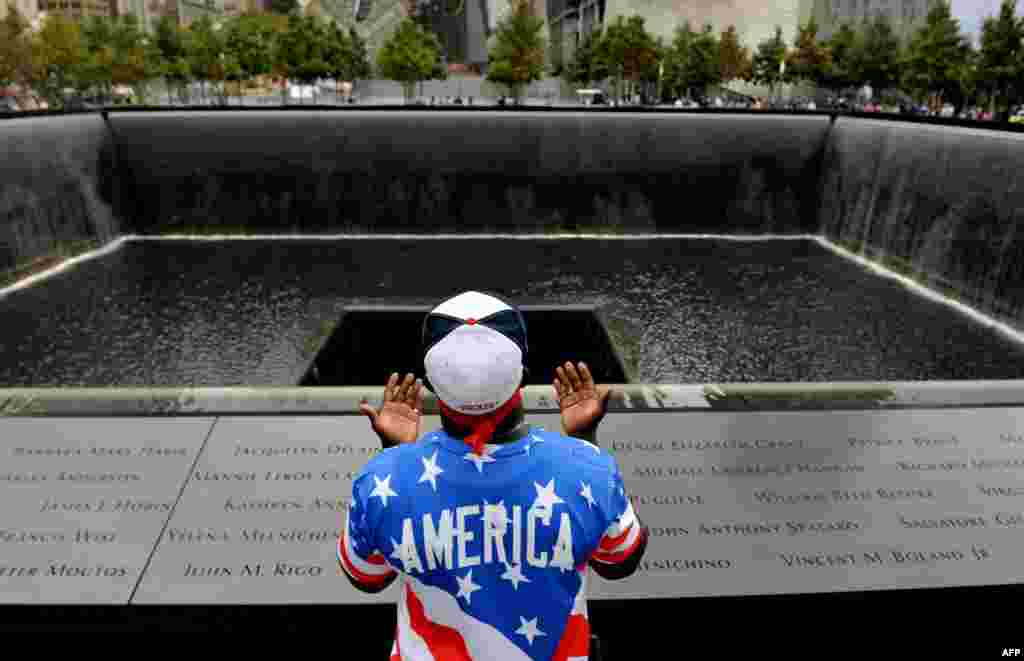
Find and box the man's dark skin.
[348,361,649,593]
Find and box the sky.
[951,0,1022,43]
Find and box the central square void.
[301,306,628,387]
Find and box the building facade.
[37,0,113,20]
[321,0,814,92]
[810,0,936,40]
[548,0,814,74]
[176,0,223,25]
[324,0,547,76]
[114,0,179,33]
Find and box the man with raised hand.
[340,290,649,661]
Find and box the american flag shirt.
[336,426,644,661]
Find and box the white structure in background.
[289,84,318,100]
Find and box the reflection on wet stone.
[4,239,1024,387]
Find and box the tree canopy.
[901,0,972,107]
[819,22,858,93]
[561,30,609,88]
[661,22,721,100]
[785,17,830,87]
[977,0,1024,115]
[851,13,902,93]
[376,17,444,102]
[718,25,752,83]
[0,6,35,88]
[751,26,787,96]
[594,15,659,101]
[485,0,546,103]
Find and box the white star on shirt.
[370,474,398,507]
[579,482,596,509]
[418,451,444,492]
[515,616,546,646]
[532,478,565,512]
[455,569,482,605]
[501,562,530,590]
[463,449,496,473]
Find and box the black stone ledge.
[4,381,1024,416]
[9,106,1024,138]
[1,585,1019,655]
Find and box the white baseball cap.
[422,291,528,415]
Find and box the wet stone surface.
[2,238,1024,387]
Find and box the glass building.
[811,0,937,40]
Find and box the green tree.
[561,29,608,90]
[751,26,787,98]
[184,16,227,104]
[224,13,275,103]
[34,14,84,108]
[718,25,752,84]
[595,15,659,103]
[79,15,114,100]
[376,18,444,103]
[819,22,858,95]
[155,16,191,103]
[486,0,546,104]
[0,6,34,89]
[901,1,971,112]
[348,27,372,80]
[662,22,721,101]
[786,17,830,89]
[323,20,352,97]
[109,15,156,103]
[154,15,182,95]
[321,25,371,100]
[663,21,691,101]
[687,24,721,98]
[850,13,902,96]
[274,15,331,103]
[977,0,1024,119]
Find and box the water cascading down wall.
[2,110,1024,334]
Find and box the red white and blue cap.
[422,291,527,416]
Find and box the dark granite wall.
[105,111,830,234]
[819,117,1024,325]
[5,110,1024,334]
[0,114,120,274]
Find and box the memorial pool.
[2,235,1024,387]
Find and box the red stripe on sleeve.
[598,522,633,552]
[338,534,395,587]
[591,526,645,565]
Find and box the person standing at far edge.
[341,290,649,661]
